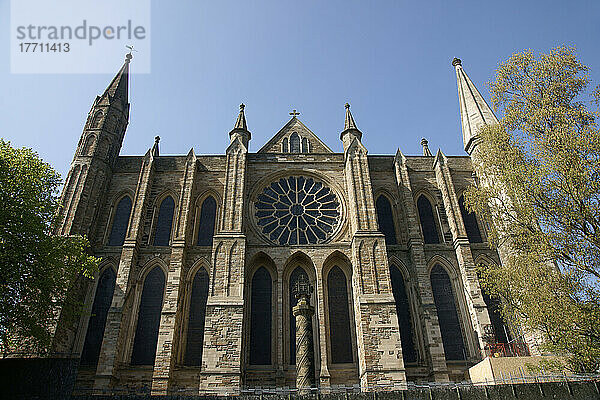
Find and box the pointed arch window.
[417,195,439,244]
[250,267,272,365]
[289,267,309,364]
[301,137,309,153]
[389,265,416,363]
[477,266,510,344]
[80,268,116,366]
[290,133,300,153]
[108,196,132,246]
[153,196,175,246]
[459,195,483,243]
[430,265,466,360]
[97,138,111,160]
[131,267,165,365]
[376,195,397,245]
[197,196,217,246]
[282,138,289,153]
[327,266,353,363]
[184,268,209,366]
[91,111,103,128]
[83,135,95,156]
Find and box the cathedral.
[51,53,533,395]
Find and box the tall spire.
[340,102,362,141]
[229,103,251,146]
[233,103,248,131]
[453,58,499,154]
[344,103,359,131]
[103,53,132,105]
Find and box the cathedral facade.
[52,53,529,395]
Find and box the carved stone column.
[292,274,315,393]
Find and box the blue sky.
[1,0,599,179]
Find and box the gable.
[257,117,334,154]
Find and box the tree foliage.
[464,46,600,372]
[0,139,98,353]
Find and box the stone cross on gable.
[289,109,300,117]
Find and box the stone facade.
[50,55,528,395]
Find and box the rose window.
[254,176,340,245]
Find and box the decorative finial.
[452,57,462,67]
[240,103,245,111]
[345,102,350,109]
[289,109,300,117]
[125,45,137,61]
[292,274,313,301]
[152,135,160,157]
[421,138,432,156]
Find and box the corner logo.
[10,0,151,74]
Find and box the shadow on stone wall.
[1,356,599,400]
[73,382,600,400]
[0,357,79,399]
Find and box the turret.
[229,103,251,149]
[56,53,132,237]
[340,102,363,152]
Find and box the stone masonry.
[49,54,529,395]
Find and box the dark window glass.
[290,133,300,153]
[184,268,209,366]
[289,267,309,364]
[153,196,175,246]
[108,196,132,246]
[80,268,116,366]
[459,195,483,243]
[327,266,353,363]
[282,138,289,153]
[389,265,417,363]
[376,195,397,245]
[250,267,272,365]
[477,268,510,344]
[197,196,217,246]
[131,267,165,365]
[430,265,466,360]
[255,176,340,245]
[301,137,308,153]
[417,196,439,244]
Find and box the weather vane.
[125,44,139,55]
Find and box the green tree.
[465,46,600,372]
[0,139,97,353]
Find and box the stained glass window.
[301,137,309,153]
[389,265,417,363]
[282,138,289,153]
[80,268,116,366]
[153,196,174,246]
[184,268,209,366]
[459,195,483,243]
[197,196,217,246]
[255,176,340,245]
[376,195,397,245]
[327,266,353,363]
[131,267,165,365]
[417,195,439,244]
[477,267,510,344]
[290,133,300,153]
[108,196,132,246]
[430,265,466,360]
[289,267,309,365]
[250,267,272,365]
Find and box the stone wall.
[70,381,600,400]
